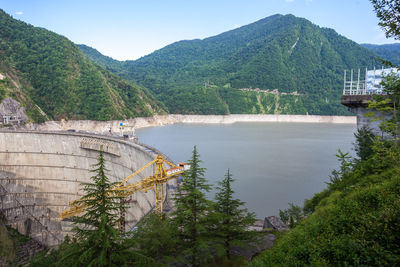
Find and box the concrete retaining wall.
[0,130,175,246]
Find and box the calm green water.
[136,122,356,218]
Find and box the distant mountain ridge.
[361,43,400,65]
[79,14,380,115]
[0,9,165,122]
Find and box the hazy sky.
[0,0,398,61]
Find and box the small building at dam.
[0,130,176,247]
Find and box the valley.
[1,2,400,265]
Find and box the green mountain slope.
[79,14,379,115]
[361,43,400,65]
[78,44,127,75]
[0,9,165,122]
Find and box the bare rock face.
[231,233,276,261]
[0,97,29,124]
[263,216,289,231]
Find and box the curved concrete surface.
[0,130,176,246]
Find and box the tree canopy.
[371,0,400,40]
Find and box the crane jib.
[59,154,190,219]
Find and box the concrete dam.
[0,130,176,247]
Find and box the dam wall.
[0,130,176,247]
[25,114,356,135]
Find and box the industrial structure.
[0,98,28,125]
[342,67,398,96]
[60,154,189,220]
[341,67,399,134]
[0,130,180,246]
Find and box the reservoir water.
[136,122,356,218]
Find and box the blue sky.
[0,0,397,60]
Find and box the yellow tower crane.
[60,154,189,219]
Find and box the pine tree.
[212,169,256,259]
[60,150,153,266]
[354,126,375,161]
[172,146,212,266]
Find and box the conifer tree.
[172,146,212,266]
[60,150,153,266]
[131,213,179,263]
[354,126,375,161]
[212,169,256,259]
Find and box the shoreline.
[25,114,356,134]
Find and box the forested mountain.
[361,43,400,65]
[78,44,127,75]
[0,9,165,122]
[80,14,379,115]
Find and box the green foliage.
[126,155,257,266]
[371,0,400,40]
[0,9,165,121]
[211,169,256,259]
[382,73,400,136]
[130,213,179,263]
[65,150,153,266]
[366,72,400,138]
[28,148,260,266]
[279,203,304,228]
[29,237,73,267]
[78,44,126,75]
[26,105,47,124]
[6,226,31,244]
[362,43,400,65]
[0,78,7,102]
[80,14,378,115]
[368,98,398,134]
[252,140,400,266]
[354,126,375,161]
[327,149,353,190]
[172,146,213,266]
[0,224,15,264]
[303,189,330,215]
[66,150,125,265]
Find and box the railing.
[343,68,388,96]
[343,81,386,95]
[343,80,367,95]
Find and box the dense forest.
[361,43,400,65]
[0,9,165,122]
[1,9,397,121]
[80,14,381,116]
[1,8,394,121]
